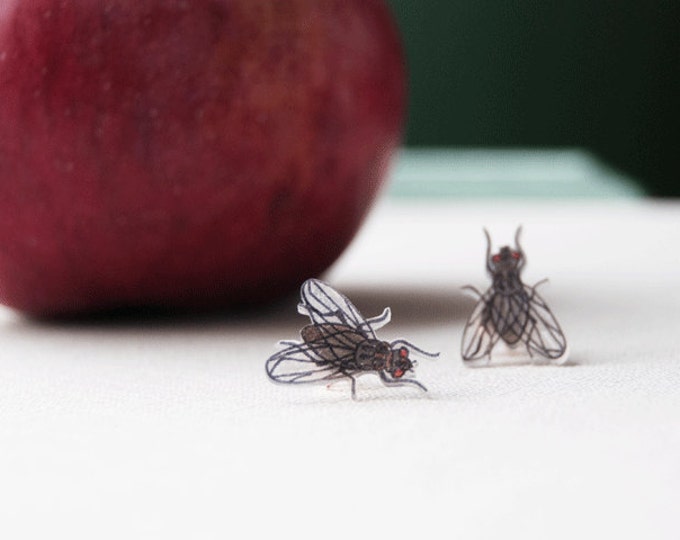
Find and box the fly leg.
[461,285,484,299]
[379,371,427,393]
[349,374,359,400]
[527,279,549,298]
[325,373,358,399]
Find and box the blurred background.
[386,0,679,196]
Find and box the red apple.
[0,0,405,316]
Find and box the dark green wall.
[387,1,680,196]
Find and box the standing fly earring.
[266,279,439,399]
[461,227,568,365]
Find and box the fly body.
[266,279,438,399]
[461,228,568,364]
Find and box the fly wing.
[265,324,365,385]
[461,288,498,363]
[265,341,352,385]
[297,279,377,339]
[524,286,568,361]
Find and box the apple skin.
[0,0,405,316]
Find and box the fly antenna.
[390,339,439,358]
[484,227,493,273]
[514,225,526,270]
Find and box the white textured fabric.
[1,199,679,539]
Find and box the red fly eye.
[393,369,404,378]
[492,254,501,263]
[399,347,408,358]
[511,251,520,259]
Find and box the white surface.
[1,199,679,539]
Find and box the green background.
[386,1,679,196]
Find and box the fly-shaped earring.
[266,279,439,399]
[461,227,568,365]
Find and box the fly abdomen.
[489,291,529,346]
[501,328,523,345]
[301,325,324,343]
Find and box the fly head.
[389,346,414,379]
[485,226,525,277]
